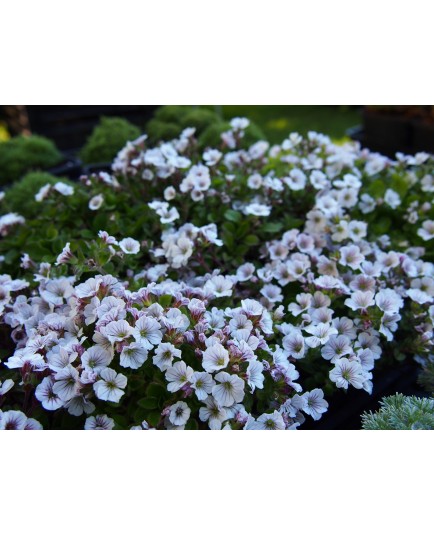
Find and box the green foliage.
[362,394,434,430]
[80,117,141,164]
[4,172,74,218]
[146,119,183,144]
[198,121,231,147]
[147,106,264,149]
[0,135,62,185]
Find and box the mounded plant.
[0,118,433,430]
[80,117,141,164]
[0,135,62,185]
[362,394,434,430]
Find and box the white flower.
[54,182,74,196]
[52,365,80,401]
[164,186,177,201]
[244,203,271,217]
[81,345,113,373]
[406,288,432,304]
[120,342,149,369]
[0,379,14,396]
[40,278,74,306]
[302,389,328,420]
[204,275,233,298]
[245,410,285,430]
[417,220,434,241]
[329,358,365,389]
[93,368,127,403]
[288,293,312,316]
[282,331,306,359]
[247,173,263,189]
[345,291,375,311]
[236,263,256,282]
[348,221,367,242]
[321,335,352,362]
[84,414,115,430]
[339,245,365,270]
[55,242,73,266]
[89,194,104,211]
[359,193,376,214]
[199,396,227,429]
[133,315,162,349]
[375,288,404,313]
[202,343,230,373]
[203,149,222,166]
[283,169,307,191]
[191,372,215,401]
[153,342,182,371]
[0,410,28,430]
[304,323,338,348]
[35,376,64,411]
[102,320,133,344]
[212,372,245,407]
[230,117,249,130]
[169,401,191,427]
[35,183,51,202]
[119,237,140,254]
[165,361,194,393]
[246,360,264,393]
[384,189,401,209]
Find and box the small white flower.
[169,401,191,427]
[375,288,404,313]
[89,194,104,211]
[212,372,245,407]
[0,410,28,430]
[52,365,80,401]
[120,342,149,369]
[84,414,115,430]
[202,343,230,373]
[204,275,233,298]
[345,291,375,311]
[321,335,352,362]
[119,238,140,255]
[54,182,74,196]
[133,315,162,349]
[417,220,434,241]
[243,203,271,217]
[165,361,194,393]
[304,323,338,348]
[153,342,182,371]
[246,360,264,392]
[329,358,365,389]
[35,376,64,411]
[0,379,14,396]
[199,396,227,429]
[302,389,328,420]
[93,368,127,403]
[102,320,133,344]
[384,189,401,209]
[81,345,113,373]
[191,372,215,401]
[245,410,285,430]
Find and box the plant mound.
[0,118,433,430]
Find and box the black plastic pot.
[362,110,413,156]
[82,162,113,176]
[303,361,428,430]
[46,151,83,181]
[25,106,159,151]
[413,120,434,153]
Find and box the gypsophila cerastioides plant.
[0,117,433,429]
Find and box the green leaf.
[137,397,159,410]
[224,209,242,223]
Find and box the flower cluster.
[0,119,433,429]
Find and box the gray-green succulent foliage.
[362,394,434,430]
